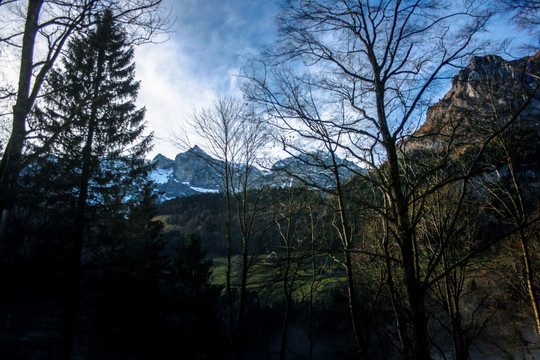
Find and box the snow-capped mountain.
[149,146,363,201]
[149,147,220,201]
[266,151,363,189]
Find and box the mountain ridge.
[149,147,362,200]
[151,51,540,201]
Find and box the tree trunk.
[279,271,292,360]
[374,64,430,358]
[308,270,315,360]
[383,215,413,359]
[519,229,540,335]
[443,255,467,360]
[332,153,369,359]
[384,130,430,359]
[224,163,236,357]
[505,142,540,336]
[308,209,316,360]
[61,114,95,360]
[400,227,429,360]
[60,40,105,360]
[0,0,43,237]
[236,211,249,360]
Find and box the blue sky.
[135,0,278,159]
[135,0,539,160]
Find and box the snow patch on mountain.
[149,167,173,184]
[148,147,364,201]
[189,185,220,193]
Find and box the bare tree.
[468,65,540,335]
[497,0,540,32]
[265,187,326,360]
[177,97,269,360]
[177,97,243,357]
[241,1,498,358]
[274,190,305,360]
[269,110,376,356]
[0,0,169,235]
[418,180,486,359]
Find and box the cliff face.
[408,51,540,152]
[172,146,223,190]
[149,147,222,201]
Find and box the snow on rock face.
[148,146,363,201]
[149,167,173,184]
[189,185,220,193]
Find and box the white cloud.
[134,0,279,160]
[135,39,217,159]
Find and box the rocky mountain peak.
[442,53,538,103]
[408,51,540,151]
[152,153,174,168]
[186,145,207,156]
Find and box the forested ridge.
[1,1,539,359]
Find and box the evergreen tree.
[32,10,152,359]
[88,184,171,358]
[172,232,214,295]
[170,232,223,358]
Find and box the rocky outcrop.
[407,51,540,152]
[149,147,222,201]
[172,145,223,190]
